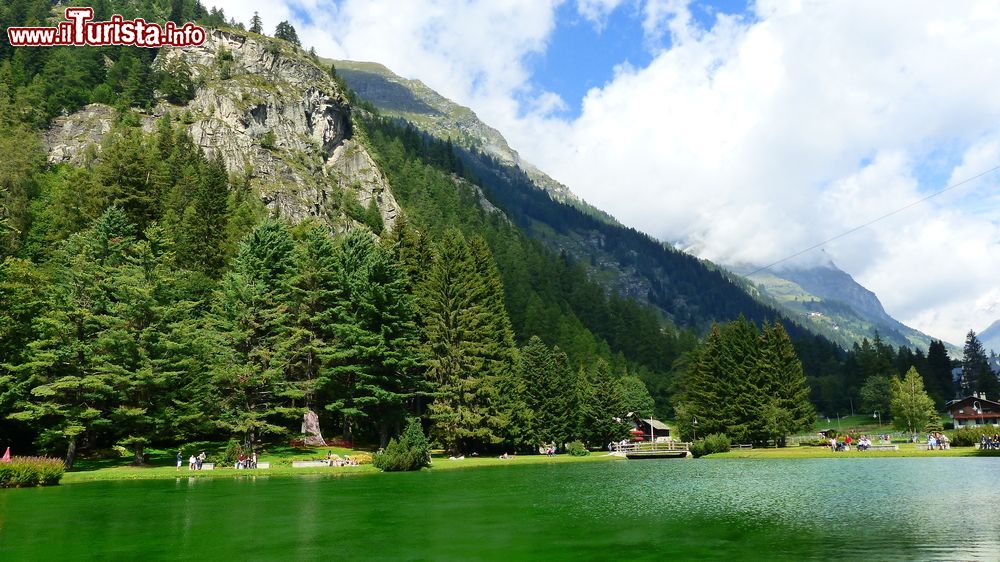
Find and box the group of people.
[325,452,358,467]
[978,434,1000,450]
[177,451,207,470]
[235,453,258,469]
[829,434,883,452]
[926,432,950,450]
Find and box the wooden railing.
[611,441,691,454]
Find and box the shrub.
[223,439,245,463]
[260,130,277,150]
[0,457,66,488]
[943,422,954,430]
[566,441,589,457]
[373,419,431,472]
[924,420,944,433]
[691,433,731,458]
[950,426,998,447]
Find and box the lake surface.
[2,458,999,560]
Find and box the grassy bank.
[708,444,1000,459]
[61,447,622,484]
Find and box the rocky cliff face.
[45,29,399,232]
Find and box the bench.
[256,462,270,469]
[292,460,330,468]
[734,444,753,449]
[915,444,949,450]
[864,445,898,451]
[200,463,215,470]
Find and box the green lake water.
[2,457,999,561]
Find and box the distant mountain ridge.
[740,262,956,353]
[331,57,955,352]
[980,319,1000,355]
[328,59,612,220]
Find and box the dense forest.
[1,0,994,468]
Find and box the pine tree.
[962,330,999,398]
[582,359,629,447]
[925,339,955,405]
[276,221,338,444]
[96,125,158,232]
[209,221,296,447]
[326,230,422,446]
[421,232,507,453]
[890,367,936,435]
[274,21,300,45]
[249,12,263,34]
[758,322,815,446]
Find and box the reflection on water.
[1,458,998,561]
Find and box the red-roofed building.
[946,393,1000,428]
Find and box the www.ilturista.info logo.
[7,7,206,48]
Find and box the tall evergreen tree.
[758,322,815,446]
[420,232,508,453]
[210,221,296,447]
[962,330,999,398]
[326,230,421,446]
[890,367,936,435]
[249,12,263,34]
[274,21,300,45]
[276,221,339,443]
[925,339,955,405]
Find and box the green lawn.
[61,445,623,484]
[708,444,998,459]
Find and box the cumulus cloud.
[205,0,1000,345]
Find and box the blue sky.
[214,0,1000,345]
[526,1,752,118]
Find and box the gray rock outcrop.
[44,29,399,232]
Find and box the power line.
[747,164,1000,277]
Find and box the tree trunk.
[302,409,325,446]
[133,443,145,465]
[378,423,389,449]
[65,438,77,470]
[343,417,353,443]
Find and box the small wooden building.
[633,417,671,441]
[946,394,1000,428]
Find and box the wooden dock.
[611,441,692,459]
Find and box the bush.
[951,426,998,447]
[223,439,245,463]
[943,422,954,430]
[0,457,65,488]
[373,419,431,472]
[691,433,731,458]
[566,441,589,457]
[260,130,277,150]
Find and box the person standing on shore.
[176,451,182,470]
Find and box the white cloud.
[205,0,1000,345]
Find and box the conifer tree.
[249,12,263,34]
[758,322,815,446]
[326,230,421,446]
[582,359,629,446]
[421,232,506,453]
[890,367,936,435]
[962,330,999,398]
[276,221,338,443]
[274,21,300,45]
[210,220,296,447]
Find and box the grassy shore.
[708,444,1000,459]
[61,448,623,484]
